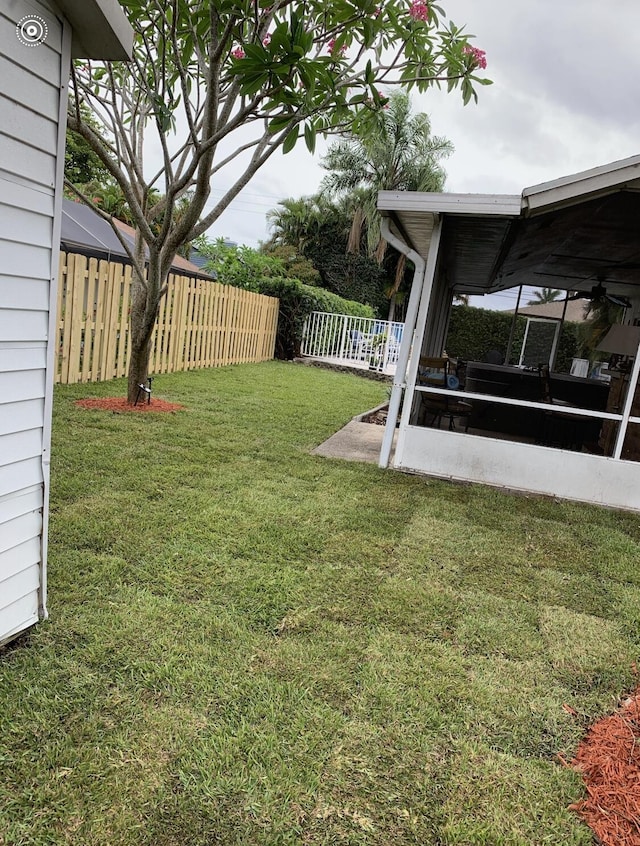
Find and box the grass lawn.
[2,361,640,845]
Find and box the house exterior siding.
[0,1,69,645]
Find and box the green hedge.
[446,305,579,372]
[255,277,374,359]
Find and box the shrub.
[446,305,578,371]
[257,276,373,359]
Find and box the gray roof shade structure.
[61,200,216,279]
[378,153,640,302]
[62,199,127,258]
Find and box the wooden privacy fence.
[55,252,279,384]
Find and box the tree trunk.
[387,294,396,323]
[127,333,154,403]
[126,252,163,404]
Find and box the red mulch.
[562,687,640,845]
[75,397,184,413]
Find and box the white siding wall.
[0,2,67,644]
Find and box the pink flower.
[462,45,487,69]
[262,33,271,46]
[231,46,245,59]
[327,38,347,55]
[408,1,429,22]
[374,6,381,16]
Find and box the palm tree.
[265,192,390,312]
[266,196,330,253]
[579,298,625,359]
[320,89,453,319]
[527,287,563,305]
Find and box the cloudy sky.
[202,0,640,309]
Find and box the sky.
[200,0,640,311]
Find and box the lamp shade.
[596,324,640,357]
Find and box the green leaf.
[298,64,313,90]
[282,125,299,153]
[364,60,373,84]
[304,122,316,154]
[268,114,293,133]
[244,43,266,61]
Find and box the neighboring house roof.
[188,249,211,271]
[188,240,236,271]
[509,300,590,323]
[61,199,216,279]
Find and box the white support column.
[518,320,531,367]
[613,336,640,459]
[379,215,441,468]
[396,218,444,448]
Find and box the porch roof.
[378,154,640,300]
[57,0,133,59]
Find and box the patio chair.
[537,364,585,450]
[417,356,471,431]
[349,329,372,361]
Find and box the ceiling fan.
[567,281,631,309]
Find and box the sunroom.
[377,155,640,512]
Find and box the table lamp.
[596,324,640,370]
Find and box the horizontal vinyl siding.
[0,486,43,530]
[0,399,45,436]
[0,54,59,122]
[0,172,55,217]
[0,9,63,86]
[0,594,38,646]
[0,309,49,342]
[0,457,43,499]
[0,235,54,279]
[1,564,40,611]
[0,536,41,583]
[0,511,43,558]
[0,428,44,469]
[0,133,57,192]
[0,10,61,194]
[0,347,47,372]
[1,96,58,157]
[0,204,54,251]
[0,369,46,404]
[0,279,50,311]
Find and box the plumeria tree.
[67,0,489,401]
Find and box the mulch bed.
[362,408,388,426]
[75,397,184,413]
[562,686,640,845]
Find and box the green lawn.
[2,361,640,845]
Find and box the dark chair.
[537,364,585,450]
[484,349,504,365]
[417,356,471,431]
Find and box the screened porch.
[377,156,640,512]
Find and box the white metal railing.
[301,311,405,374]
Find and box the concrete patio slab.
[312,412,396,465]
